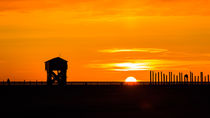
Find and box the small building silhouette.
[184,74,188,82]
[7,78,10,85]
[45,57,68,86]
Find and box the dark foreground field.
[0,85,209,118]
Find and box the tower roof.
[45,57,68,63]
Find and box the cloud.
[99,48,168,53]
[88,59,210,71]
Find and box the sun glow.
[88,60,158,71]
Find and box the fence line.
[150,71,210,85]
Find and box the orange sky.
[0,0,210,82]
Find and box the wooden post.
[181,73,183,83]
[155,73,157,83]
[190,72,192,83]
[171,72,173,83]
[169,72,170,83]
[200,72,203,84]
[150,71,152,84]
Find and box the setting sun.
[125,76,137,82]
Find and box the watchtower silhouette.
[45,57,68,86]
